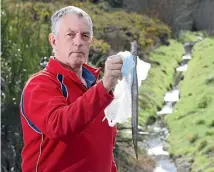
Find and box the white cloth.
[103,51,151,127]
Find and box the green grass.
[178,30,205,43]
[116,39,184,171]
[165,37,214,172]
[138,40,184,125]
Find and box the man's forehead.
[66,28,90,33]
[61,13,91,30]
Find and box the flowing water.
[140,40,201,172]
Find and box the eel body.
[130,41,139,159]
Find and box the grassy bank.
[138,40,184,125]
[166,37,214,172]
[115,39,184,171]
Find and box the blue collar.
[82,66,96,88]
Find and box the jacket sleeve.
[111,157,117,172]
[21,75,114,143]
[111,126,118,172]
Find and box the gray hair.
[51,6,93,38]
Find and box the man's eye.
[67,33,75,37]
[83,34,90,40]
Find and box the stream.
[139,40,200,172]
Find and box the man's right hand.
[102,55,123,92]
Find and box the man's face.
[50,13,93,68]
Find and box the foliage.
[106,0,123,7]
[88,38,111,69]
[178,30,206,44]
[1,1,53,171]
[1,1,53,106]
[166,37,214,171]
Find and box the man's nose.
[73,33,83,47]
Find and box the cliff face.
[123,0,214,35]
[193,0,214,34]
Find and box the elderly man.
[20,6,122,172]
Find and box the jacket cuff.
[97,80,114,103]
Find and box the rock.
[159,33,170,46]
[122,0,214,34]
[188,158,194,163]
[148,145,169,156]
[184,42,195,54]
[193,0,214,34]
[146,116,157,125]
[175,157,192,172]
[163,142,170,151]
[153,126,162,133]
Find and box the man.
[20,6,123,172]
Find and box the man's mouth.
[69,52,84,56]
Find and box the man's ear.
[49,33,57,50]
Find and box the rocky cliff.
[123,0,214,35]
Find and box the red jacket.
[20,57,117,172]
